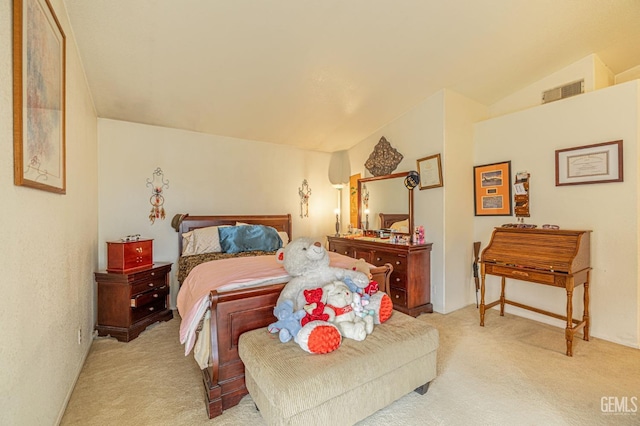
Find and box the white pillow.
[181,226,226,256]
[390,219,409,233]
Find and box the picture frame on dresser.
[13,0,67,194]
[473,161,512,216]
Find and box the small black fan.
[404,171,420,189]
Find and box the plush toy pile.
[268,237,393,354]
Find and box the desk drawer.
[486,264,556,285]
[389,271,407,289]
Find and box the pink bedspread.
[177,252,360,355]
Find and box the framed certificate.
[555,140,623,186]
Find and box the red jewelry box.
[107,239,153,272]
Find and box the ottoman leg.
[414,382,431,395]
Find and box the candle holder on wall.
[298,179,311,218]
[146,167,169,224]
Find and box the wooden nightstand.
[95,262,173,342]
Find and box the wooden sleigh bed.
[175,214,392,419]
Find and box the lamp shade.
[328,150,351,187]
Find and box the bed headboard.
[176,214,293,254]
[379,213,409,230]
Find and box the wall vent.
[541,79,584,104]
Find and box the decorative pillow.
[390,219,409,233]
[235,222,289,247]
[219,225,283,254]
[182,225,227,256]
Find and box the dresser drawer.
[389,286,407,307]
[373,252,407,272]
[131,298,167,323]
[329,242,352,257]
[389,271,408,289]
[107,239,153,272]
[131,276,167,296]
[131,285,168,308]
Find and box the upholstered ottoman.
[238,310,438,426]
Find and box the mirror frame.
[357,171,414,235]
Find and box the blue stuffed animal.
[268,300,305,343]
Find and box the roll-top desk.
[479,227,591,356]
[327,236,433,317]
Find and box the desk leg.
[499,277,506,316]
[480,264,486,326]
[565,278,575,357]
[583,271,590,341]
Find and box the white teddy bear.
[273,237,371,354]
[323,281,374,341]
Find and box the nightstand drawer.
[131,298,167,323]
[131,276,167,296]
[131,285,168,308]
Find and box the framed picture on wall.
[13,0,67,194]
[416,153,443,190]
[473,161,512,216]
[555,140,623,186]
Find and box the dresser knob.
[148,307,155,312]
[153,294,159,298]
[376,257,381,261]
[136,247,143,253]
[396,278,401,282]
[395,294,399,299]
[148,283,154,287]
[151,272,155,276]
[396,261,401,265]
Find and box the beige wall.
[474,81,639,347]
[0,0,98,424]
[97,119,337,306]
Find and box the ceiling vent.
[542,79,584,104]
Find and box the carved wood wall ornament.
[364,136,404,176]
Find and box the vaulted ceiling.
[64,0,640,152]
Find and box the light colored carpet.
[60,306,640,425]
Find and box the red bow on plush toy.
[301,288,330,326]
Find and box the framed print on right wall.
[555,140,623,186]
[473,161,512,216]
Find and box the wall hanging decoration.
[298,179,311,218]
[473,161,512,216]
[13,0,67,194]
[349,173,361,228]
[416,154,443,190]
[364,136,403,177]
[555,140,623,186]
[147,168,169,224]
[514,171,530,218]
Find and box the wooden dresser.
[327,236,432,317]
[95,262,173,342]
[479,227,591,356]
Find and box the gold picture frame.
[13,0,67,193]
[416,153,443,190]
[473,161,512,216]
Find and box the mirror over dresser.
[329,171,432,317]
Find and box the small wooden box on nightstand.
[95,262,172,342]
[107,239,153,272]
